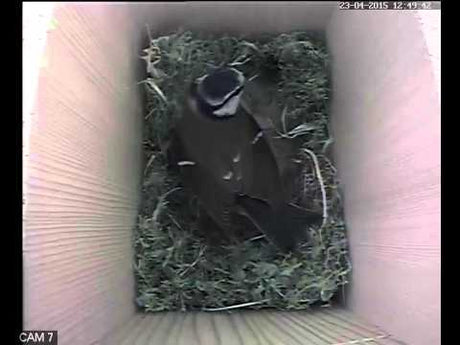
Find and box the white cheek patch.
[196,74,207,84]
[235,69,245,85]
[213,94,242,117]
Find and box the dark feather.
[235,194,322,251]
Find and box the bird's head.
[188,67,245,119]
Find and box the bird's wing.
[170,127,237,232]
[240,75,300,200]
[172,101,258,231]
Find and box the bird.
[168,66,322,251]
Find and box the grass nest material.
[134,29,351,312]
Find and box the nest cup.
[23,3,440,345]
[137,29,349,311]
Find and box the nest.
[134,29,351,312]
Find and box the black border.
[15,1,23,343]
[439,1,445,344]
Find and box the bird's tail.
[235,194,322,251]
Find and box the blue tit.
[170,66,322,251]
